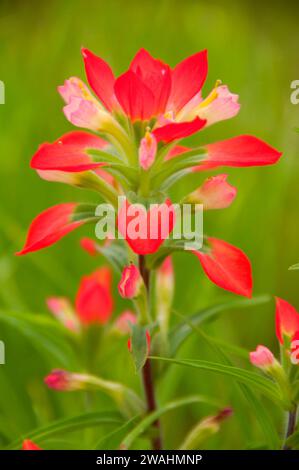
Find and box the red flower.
[31,130,108,172]
[117,198,176,255]
[75,267,114,324]
[193,237,252,297]
[275,297,299,345]
[16,203,84,255]
[22,440,42,450]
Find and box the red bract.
[80,237,97,256]
[75,267,114,324]
[16,203,83,255]
[275,297,299,344]
[153,117,206,143]
[117,199,176,255]
[82,48,118,112]
[201,135,282,169]
[22,439,42,450]
[31,131,108,172]
[193,237,252,297]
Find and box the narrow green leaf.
[151,357,282,405]
[170,295,271,355]
[6,411,123,450]
[121,395,221,449]
[0,310,75,366]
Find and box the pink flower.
[118,265,142,299]
[249,345,275,369]
[139,131,157,170]
[186,174,237,210]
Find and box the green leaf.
[0,310,75,366]
[6,411,123,450]
[151,357,282,405]
[93,416,139,450]
[151,147,207,189]
[130,324,149,372]
[96,241,128,274]
[121,395,221,449]
[170,295,271,355]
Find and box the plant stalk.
[283,406,297,450]
[139,254,163,450]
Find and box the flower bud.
[156,256,174,337]
[114,310,137,335]
[118,264,143,299]
[44,369,88,391]
[138,131,157,170]
[249,345,276,370]
[80,237,98,256]
[45,369,144,418]
[180,408,233,450]
[46,297,80,332]
[184,174,237,210]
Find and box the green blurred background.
[0,0,299,449]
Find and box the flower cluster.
[17,48,281,300]
[16,48,284,451]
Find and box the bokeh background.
[0,0,299,449]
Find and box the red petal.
[202,135,282,168]
[169,50,208,113]
[31,131,107,172]
[130,48,171,115]
[114,70,155,121]
[16,203,82,255]
[117,199,175,255]
[81,48,116,111]
[22,440,42,450]
[275,297,299,344]
[153,117,206,143]
[75,267,114,324]
[193,237,252,297]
